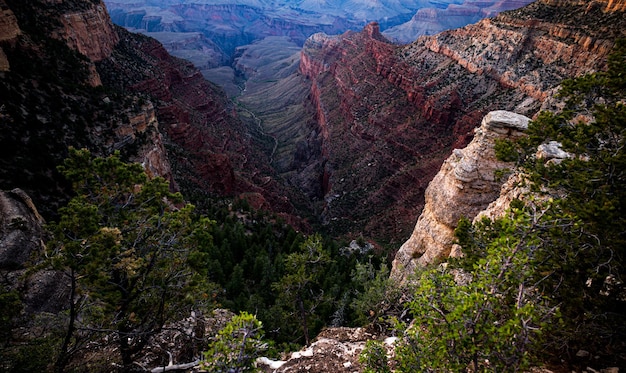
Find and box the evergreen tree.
[463,39,626,365]
[271,234,331,346]
[47,148,215,371]
[202,311,267,373]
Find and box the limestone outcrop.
[258,327,390,373]
[391,111,530,281]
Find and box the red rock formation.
[387,0,625,277]
[53,2,118,62]
[98,27,301,221]
[299,1,625,244]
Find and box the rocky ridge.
[0,0,302,225]
[0,0,177,217]
[96,28,302,221]
[0,188,69,316]
[383,0,535,43]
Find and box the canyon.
[103,0,535,93]
[1,0,626,370]
[292,0,624,244]
[1,0,624,244]
[100,0,624,245]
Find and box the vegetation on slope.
[0,147,388,371]
[361,39,626,372]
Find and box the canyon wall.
[299,0,625,245]
[383,0,535,43]
[96,28,301,221]
[389,0,626,278]
[0,0,175,217]
[0,0,303,225]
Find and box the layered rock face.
[97,28,300,220]
[1,0,300,224]
[53,1,119,62]
[383,0,535,43]
[391,111,529,280]
[388,0,625,279]
[300,0,624,244]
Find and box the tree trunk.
[54,270,77,373]
[297,295,309,346]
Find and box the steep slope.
[389,0,626,277]
[97,29,298,214]
[391,111,530,279]
[0,0,302,224]
[0,0,171,217]
[299,0,625,244]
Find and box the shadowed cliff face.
[97,27,301,219]
[0,0,174,217]
[0,0,303,227]
[298,0,625,244]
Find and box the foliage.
[271,234,332,346]
[391,207,556,372]
[47,148,216,370]
[202,312,267,373]
[38,147,380,371]
[359,340,391,373]
[190,196,374,348]
[462,39,626,365]
[349,259,401,326]
[0,285,21,346]
[370,41,626,371]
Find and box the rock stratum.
[383,0,535,43]
[297,0,625,244]
[387,0,625,278]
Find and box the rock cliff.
[389,0,625,279]
[96,27,300,219]
[299,0,625,244]
[391,111,529,280]
[0,188,69,314]
[0,0,300,224]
